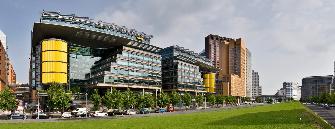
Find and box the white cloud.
[95,0,335,94]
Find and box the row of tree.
[308,93,335,104]
[0,82,254,112]
[91,89,252,110]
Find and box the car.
[111,109,125,115]
[72,108,87,117]
[156,108,166,113]
[244,101,252,105]
[125,109,136,115]
[32,112,49,119]
[91,111,108,117]
[167,105,174,112]
[140,108,150,114]
[9,113,27,120]
[61,112,72,118]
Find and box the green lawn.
[0,102,331,129]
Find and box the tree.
[70,85,80,100]
[206,94,216,106]
[123,88,136,109]
[90,89,101,111]
[182,92,192,108]
[216,95,225,107]
[255,96,262,103]
[278,98,283,102]
[330,93,335,104]
[137,94,154,108]
[170,91,181,106]
[244,97,251,102]
[157,92,170,108]
[195,95,204,107]
[266,98,273,104]
[0,87,17,111]
[102,91,114,110]
[46,83,71,113]
[225,96,235,104]
[114,90,124,109]
[310,96,320,103]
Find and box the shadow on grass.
[207,109,308,126]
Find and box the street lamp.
[37,91,39,119]
[85,93,88,118]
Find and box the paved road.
[305,104,335,128]
[0,103,264,123]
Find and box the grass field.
[0,102,332,129]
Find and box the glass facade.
[88,46,161,88]
[160,46,215,92]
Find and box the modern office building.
[282,82,300,100]
[205,34,247,97]
[252,70,262,98]
[301,75,333,101]
[160,45,216,94]
[30,11,162,93]
[246,49,252,98]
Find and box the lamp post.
[85,93,88,118]
[37,91,39,119]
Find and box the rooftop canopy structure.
[32,11,159,52]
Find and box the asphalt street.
[305,104,335,128]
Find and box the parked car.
[107,109,117,116]
[140,108,150,114]
[91,111,108,117]
[111,109,126,115]
[244,101,252,105]
[125,109,136,115]
[8,113,27,120]
[156,108,166,113]
[61,112,72,118]
[167,105,174,112]
[72,108,87,117]
[32,112,49,119]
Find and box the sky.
[0,0,335,95]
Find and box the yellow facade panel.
[209,87,215,93]
[42,62,67,73]
[42,73,67,84]
[42,51,67,62]
[209,73,215,78]
[42,39,67,52]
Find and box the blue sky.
[1,0,335,94]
